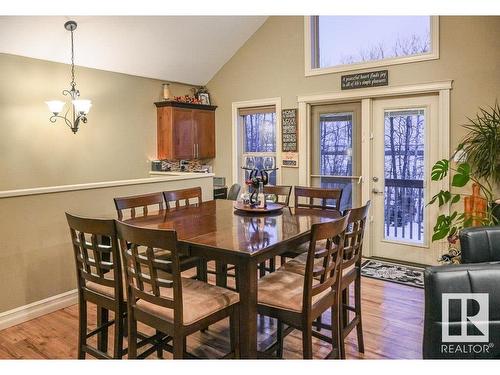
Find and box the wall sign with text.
[341,70,388,90]
[282,152,299,168]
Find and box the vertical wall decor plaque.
[281,108,299,167]
[281,108,298,152]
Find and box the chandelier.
[46,20,91,134]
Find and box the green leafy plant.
[428,160,496,241]
[428,101,500,242]
[458,101,500,184]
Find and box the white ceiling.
[0,16,267,85]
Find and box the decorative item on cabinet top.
[154,100,217,111]
[162,83,172,100]
[157,86,212,107]
[192,86,211,105]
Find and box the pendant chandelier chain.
[70,29,76,90]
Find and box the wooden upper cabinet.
[155,101,217,160]
[193,109,216,159]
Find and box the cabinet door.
[193,109,215,159]
[172,108,195,159]
[157,107,173,159]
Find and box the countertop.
[149,171,215,179]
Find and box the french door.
[371,95,441,265]
[310,103,362,211]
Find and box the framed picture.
[198,92,210,105]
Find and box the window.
[239,106,277,185]
[305,16,439,75]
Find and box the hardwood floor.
[0,266,424,359]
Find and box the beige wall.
[0,53,211,315]
[0,177,213,314]
[0,53,195,191]
[207,16,500,186]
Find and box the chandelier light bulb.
[72,99,92,115]
[45,100,65,115]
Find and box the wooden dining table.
[122,199,341,358]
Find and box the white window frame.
[304,16,440,77]
[231,97,282,185]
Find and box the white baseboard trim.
[0,289,78,331]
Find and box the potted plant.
[428,101,500,262]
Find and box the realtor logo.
[442,293,489,342]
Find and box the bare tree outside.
[317,16,432,68]
[336,33,431,66]
[383,110,425,243]
[242,112,277,185]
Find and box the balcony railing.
[384,178,424,243]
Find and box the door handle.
[372,188,384,194]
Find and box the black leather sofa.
[423,226,500,359]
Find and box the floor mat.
[361,259,424,288]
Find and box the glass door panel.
[311,103,361,211]
[383,109,425,244]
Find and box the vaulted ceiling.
[0,16,267,85]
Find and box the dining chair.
[227,183,241,201]
[264,184,292,206]
[115,221,240,359]
[114,192,165,220]
[66,213,166,359]
[294,185,342,211]
[114,191,206,281]
[257,215,349,359]
[163,187,202,209]
[280,186,343,264]
[279,201,371,358]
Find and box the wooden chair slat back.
[342,201,371,269]
[263,185,292,206]
[294,186,342,211]
[163,187,202,209]
[303,215,349,310]
[116,221,181,315]
[114,192,165,220]
[66,213,122,296]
